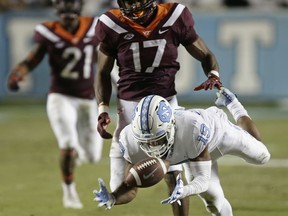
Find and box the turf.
[0,103,287,216]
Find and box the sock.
[62,182,77,196]
[226,98,250,122]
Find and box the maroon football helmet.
[52,0,82,30]
[52,0,83,16]
[117,0,157,25]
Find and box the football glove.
[93,178,116,210]
[161,173,184,206]
[97,112,113,139]
[194,74,222,91]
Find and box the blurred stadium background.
[1,1,288,216]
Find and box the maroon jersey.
[34,16,99,99]
[96,3,198,100]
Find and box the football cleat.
[62,182,83,209]
[52,0,83,16]
[215,87,236,107]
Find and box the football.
[124,157,170,188]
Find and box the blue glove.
[161,173,184,206]
[93,178,116,209]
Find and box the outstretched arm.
[162,146,212,204]
[185,36,219,76]
[215,87,262,141]
[185,37,222,91]
[7,43,46,91]
[94,47,115,139]
[113,162,138,204]
[95,47,115,107]
[237,116,261,141]
[94,162,138,208]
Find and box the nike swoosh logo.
[143,167,159,180]
[159,29,169,34]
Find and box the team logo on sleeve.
[124,33,134,40]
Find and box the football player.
[7,0,102,209]
[94,1,222,215]
[93,88,270,216]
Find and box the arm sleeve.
[182,160,212,197]
[95,20,117,57]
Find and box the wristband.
[208,70,219,78]
[98,102,109,114]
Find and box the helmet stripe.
[140,95,154,133]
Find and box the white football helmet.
[131,95,175,158]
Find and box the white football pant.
[47,93,103,163]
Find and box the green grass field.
[0,103,288,216]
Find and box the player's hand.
[7,72,23,91]
[194,74,222,91]
[93,178,116,209]
[161,173,184,206]
[97,112,113,139]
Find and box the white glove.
[93,178,116,209]
[161,173,184,206]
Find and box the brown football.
[124,157,170,188]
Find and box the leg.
[77,98,103,163]
[197,162,233,216]
[47,93,83,209]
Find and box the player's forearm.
[187,37,219,76]
[182,160,212,197]
[95,72,112,106]
[201,53,219,77]
[111,183,138,205]
[95,50,115,105]
[11,62,30,77]
[20,43,46,72]
[237,116,261,141]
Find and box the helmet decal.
[157,101,172,123]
